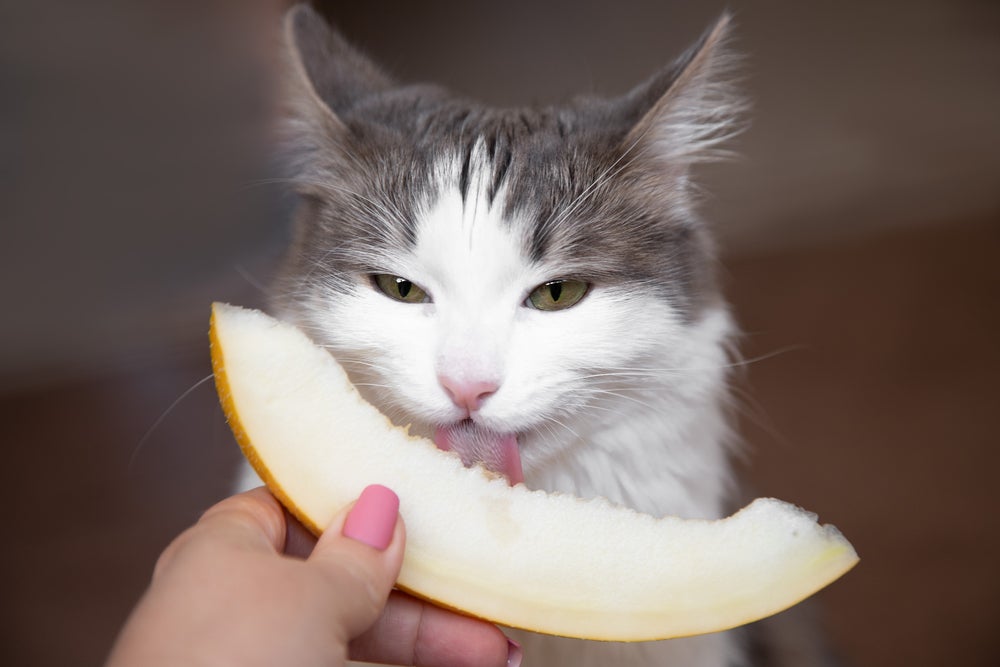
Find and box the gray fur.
[273,4,739,321]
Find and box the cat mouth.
[433,420,524,485]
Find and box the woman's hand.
[106,485,519,667]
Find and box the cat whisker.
[561,400,619,415]
[574,370,686,381]
[129,373,216,472]
[233,263,268,293]
[723,383,793,451]
[251,176,412,252]
[575,386,663,413]
[535,415,581,445]
[314,350,393,373]
[577,345,806,377]
[349,382,395,390]
[248,176,402,219]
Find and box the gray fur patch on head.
[273,4,742,320]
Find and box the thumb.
[308,484,405,640]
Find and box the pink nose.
[438,375,499,412]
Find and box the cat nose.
[438,374,499,413]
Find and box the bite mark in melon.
[209,302,858,641]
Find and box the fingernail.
[506,637,523,667]
[342,484,399,550]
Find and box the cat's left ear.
[277,4,394,155]
[618,14,744,172]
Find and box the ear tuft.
[622,13,747,168]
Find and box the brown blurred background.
[2,1,998,665]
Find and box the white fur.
[243,147,741,666]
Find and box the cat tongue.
[433,423,523,485]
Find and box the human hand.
[106,485,520,667]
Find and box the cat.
[238,4,837,666]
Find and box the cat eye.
[526,279,589,311]
[372,274,429,304]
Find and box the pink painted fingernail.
[506,637,523,667]
[342,484,399,550]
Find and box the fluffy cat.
[240,5,835,666]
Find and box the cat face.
[270,6,740,482]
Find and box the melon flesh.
[209,302,858,641]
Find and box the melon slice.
[209,302,858,641]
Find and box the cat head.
[270,4,742,483]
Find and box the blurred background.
[2,0,997,665]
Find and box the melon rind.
[209,302,858,641]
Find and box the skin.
[106,487,513,667]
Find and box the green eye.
[526,279,589,311]
[372,274,429,303]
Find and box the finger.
[154,486,286,578]
[349,590,514,667]
[307,484,406,639]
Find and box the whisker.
[129,374,216,472]
[540,413,582,441]
[233,263,267,293]
[535,418,573,446]
[576,387,662,413]
[574,344,807,377]
[725,383,793,451]
[248,176,412,234]
[350,382,395,390]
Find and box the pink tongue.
[433,423,523,486]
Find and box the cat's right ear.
[278,5,392,152]
[617,14,745,173]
